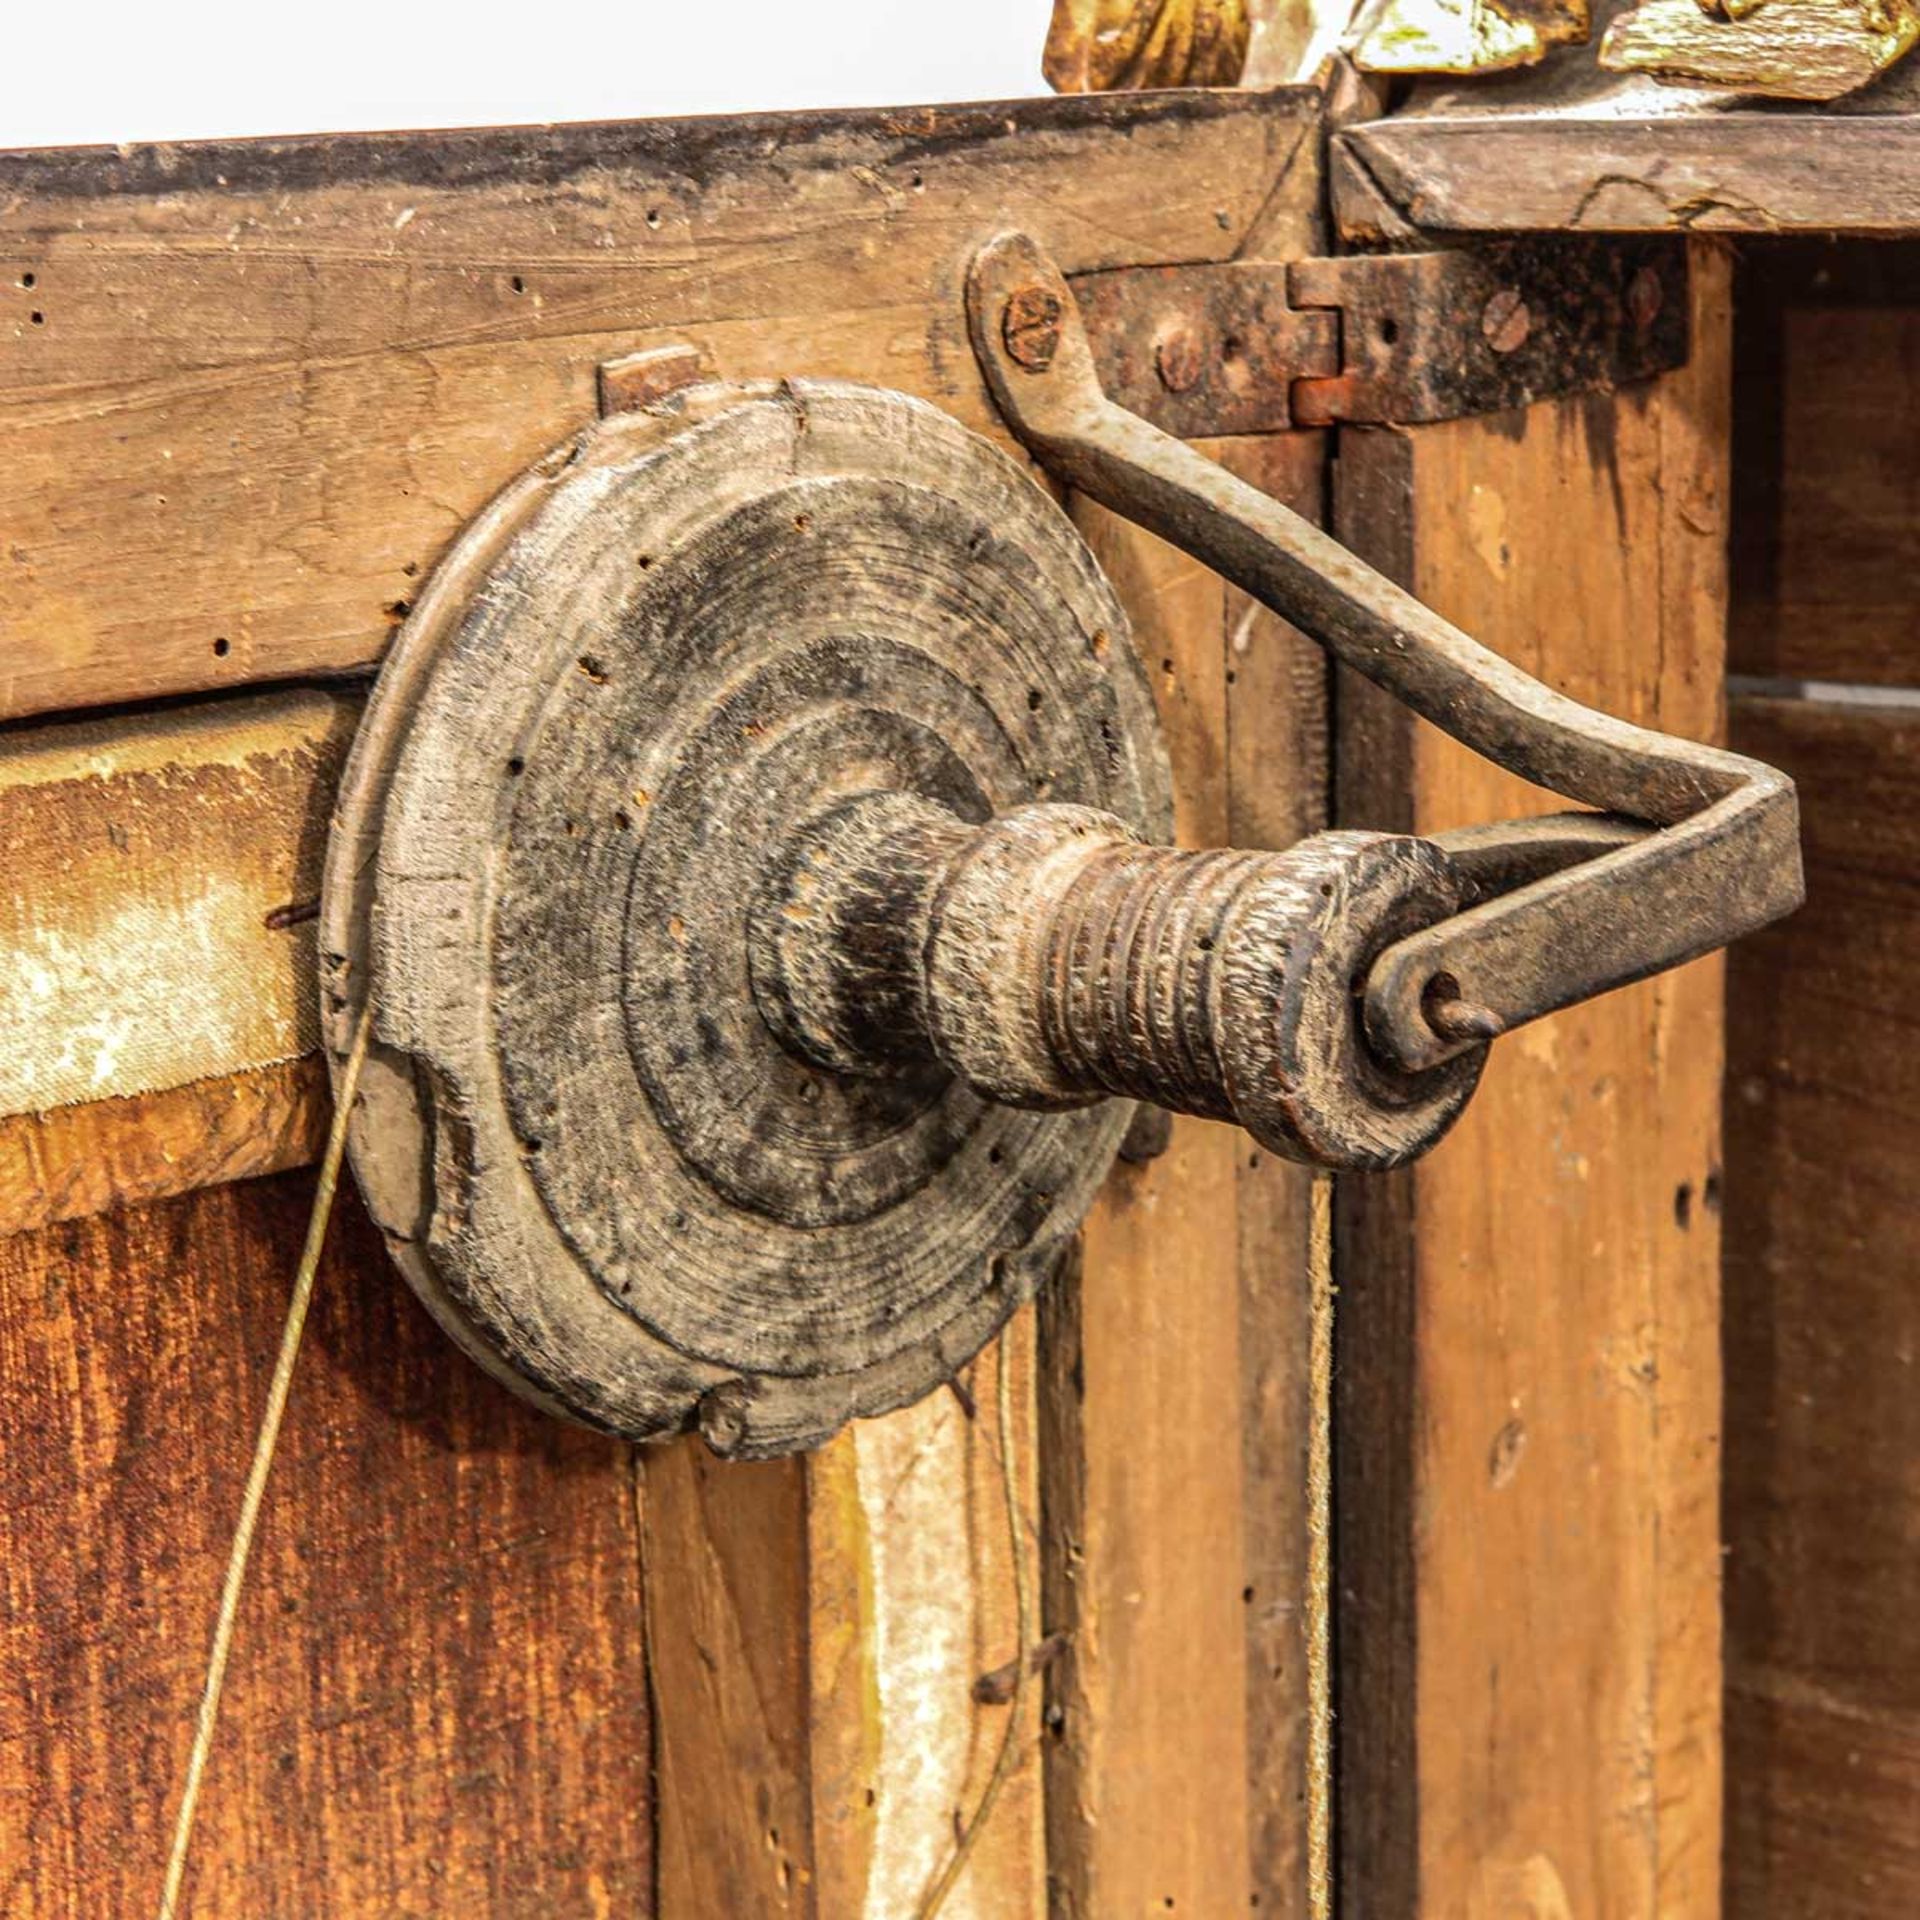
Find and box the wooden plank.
[1335,64,1920,240]
[1721,699,1920,1916]
[644,1325,1043,1919]
[0,90,1316,727]
[1035,430,1326,1920]
[1220,431,1331,1917]
[1720,229,1920,1913]
[0,1171,652,1914]
[0,689,355,1236]
[1047,485,1254,1913]
[1332,242,1731,1917]
[0,1058,324,1240]
[1729,240,1920,686]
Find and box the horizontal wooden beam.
[0,88,1316,728]
[0,688,355,1235]
[1337,62,1920,238]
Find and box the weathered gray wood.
[323,378,1165,1456]
[1337,59,1920,237]
[764,795,1487,1167]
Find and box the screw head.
[1480,288,1531,355]
[1002,284,1064,371]
[1627,265,1664,331]
[1153,323,1204,394]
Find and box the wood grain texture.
[1720,238,1920,1916]
[0,1058,324,1240]
[1720,696,1920,1916]
[1038,431,1326,1918]
[1730,240,1920,686]
[1334,63,1920,240]
[644,1324,1044,1919]
[1219,432,1329,1916]
[0,688,356,1116]
[1043,486,1257,1898]
[1333,242,1731,1919]
[807,1330,1044,1919]
[0,1170,651,1917]
[0,90,1316,727]
[0,689,355,1236]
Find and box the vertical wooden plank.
[809,1330,1044,1919]
[1045,497,1254,1916]
[641,1448,813,1916]
[0,1173,652,1916]
[1334,242,1731,1919]
[1221,433,1333,1918]
[1039,434,1327,1919]
[644,1326,1044,1920]
[1719,697,1920,1918]
[1722,236,1920,1918]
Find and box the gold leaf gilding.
[1602,0,1920,98]
[1044,0,1254,90]
[1347,0,1591,74]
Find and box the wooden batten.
[1336,65,1920,240]
[0,689,357,1237]
[0,91,1315,727]
[1332,244,1732,1917]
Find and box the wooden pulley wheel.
[322,378,1484,1456]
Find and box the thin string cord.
[1305,1171,1335,1919]
[156,1001,376,1920]
[913,1333,1034,1920]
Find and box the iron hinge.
[1070,235,1690,437]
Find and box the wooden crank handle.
[965,230,1803,1075]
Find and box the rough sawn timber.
[0,1173,654,1915]
[0,88,1332,1914]
[0,688,358,1239]
[1722,238,1920,1916]
[1040,427,1328,1919]
[1332,242,1730,1918]
[1335,61,1920,239]
[0,89,1318,727]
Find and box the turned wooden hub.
[323,378,1482,1453]
[753,794,1479,1170]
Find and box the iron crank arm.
[967,232,1803,1075]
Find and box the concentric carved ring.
[321,380,1170,1455]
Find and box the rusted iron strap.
[1069,236,1688,434]
[972,230,1800,1074]
[1070,262,1339,436]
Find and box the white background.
[7,0,1057,149]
